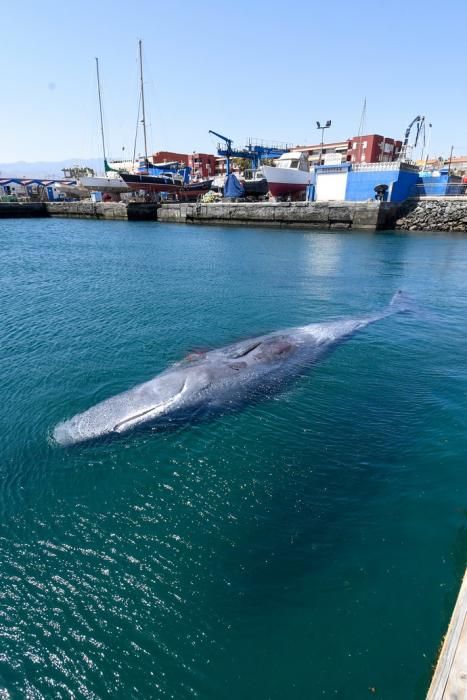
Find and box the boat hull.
[242,177,268,197]
[268,181,308,197]
[121,173,214,199]
[120,173,182,193]
[80,176,129,193]
[261,165,311,197]
[179,179,213,201]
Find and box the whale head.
[52,364,209,447]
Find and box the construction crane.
[208,130,235,175]
[209,130,290,174]
[399,115,426,162]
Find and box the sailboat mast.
[139,39,149,169]
[95,57,107,169]
[356,96,366,163]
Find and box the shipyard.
[1,2,467,700]
[3,106,467,232]
[2,43,467,233]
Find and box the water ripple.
[1,221,467,698]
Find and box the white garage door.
[315,172,348,201]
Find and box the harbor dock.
[156,200,399,230]
[427,569,467,699]
[3,198,467,232]
[0,200,399,231]
[0,201,158,221]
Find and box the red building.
[151,150,217,178]
[152,151,189,167]
[349,135,402,163]
[188,153,217,179]
[215,157,227,175]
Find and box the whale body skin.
[53,292,409,446]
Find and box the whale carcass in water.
[53,292,411,446]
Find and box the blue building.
[345,162,420,202]
[416,168,464,197]
[311,162,421,203]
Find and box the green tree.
[232,158,252,173]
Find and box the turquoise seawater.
[1,218,467,699]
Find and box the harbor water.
[1,219,467,699]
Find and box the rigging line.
[95,57,107,166]
[132,89,142,168]
[356,97,366,163]
[139,39,148,167]
[138,50,157,152]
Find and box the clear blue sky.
[1,0,466,165]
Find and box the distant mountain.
[0,158,103,179]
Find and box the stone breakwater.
[395,198,467,232]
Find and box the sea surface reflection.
[0,220,466,699]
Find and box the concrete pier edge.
[426,568,467,699]
[156,201,399,231]
[2,198,467,232]
[0,201,158,221]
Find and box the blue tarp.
[224,173,245,198]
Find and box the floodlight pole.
[316,120,331,166]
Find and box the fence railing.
[411,182,467,198]
[352,160,418,172]
[245,137,293,151]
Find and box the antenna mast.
[139,39,149,169]
[95,57,107,168]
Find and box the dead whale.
[53,292,411,446]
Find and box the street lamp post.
[316,120,332,166]
[422,123,432,170]
[447,144,454,176]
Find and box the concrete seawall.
[0,202,48,218]
[6,199,467,233]
[0,202,158,220]
[0,200,397,230]
[46,202,128,219]
[46,202,158,220]
[157,201,400,231]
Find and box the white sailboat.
[80,57,130,194]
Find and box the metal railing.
[352,161,418,172]
[410,182,467,198]
[245,137,293,150]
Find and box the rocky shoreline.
[395,198,467,232]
